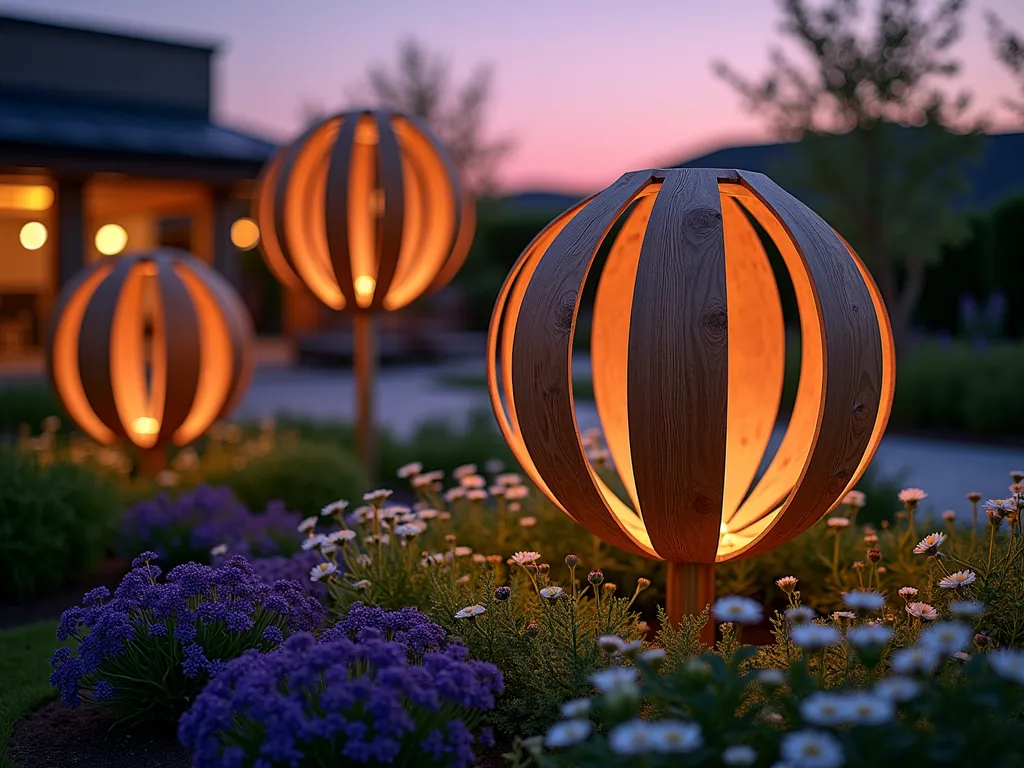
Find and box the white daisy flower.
[416,508,440,520]
[790,624,843,650]
[412,471,444,488]
[598,635,626,652]
[842,590,885,611]
[873,676,921,702]
[545,720,592,748]
[453,464,477,479]
[639,648,667,665]
[444,487,466,502]
[320,499,349,516]
[356,554,372,567]
[353,579,371,590]
[394,522,427,537]
[466,489,488,501]
[319,542,337,555]
[889,646,940,675]
[899,487,928,503]
[471,553,487,563]
[988,649,1024,684]
[363,534,391,545]
[938,570,977,589]
[363,489,393,503]
[309,562,337,582]
[504,485,530,500]
[842,490,866,508]
[327,529,357,543]
[647,720,702,754]
[301,534,328,551]
[454,604,486,620]
[540,586,565,600]
[589,667,639,694]
[455,575,470,585]
[898,586,919,599]
[722,745,757,766]
[919,621,973,655]
[459,473,487,489]
[913,532,946,555]
[905,601,939,620]
[951,651,971,662]
[497,473,523,487]
[210,544,227,557]
[847,624,893,648]
[845,692,895,725]
[712,596,763,625]
[950,600,985,617]
[831,611,856,621]
[800,692,851,726]
[454,546,473,557]
[757,669,786,687]
[297,516,318,533]
[776,575,799,592]
[785,606,817,624]
[780,730,845,768]
[608,719,655,756]
[559,698,592,719]
[519,516,538,527]
[397,462,423,478]
[510,550,541,565]
[826,516,850,528]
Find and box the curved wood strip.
[109,263,155,447]
[324,112,361,309]
[427,190,476,294]
[153,258,201,445]
[78,258,134,442]
[628,169,727,564]
[253,148,304,291]
[736,171,882,556]
[511,170,654,557]
[368,112,406,309]
[46,262,117,444]
[592,191,656,512]
[719,194,785,526]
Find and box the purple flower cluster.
[245,549,328,603]
[120,485,300,564]
[50,552,324,719]
[321,601,449,656]
[179,615,503,768]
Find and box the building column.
[54,177,86,289]
[211,187,243,291]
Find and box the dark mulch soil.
[7,699,189,768]
[0,557,130,630]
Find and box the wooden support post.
[665,561,716,647]
[353,311,377,480]
[137,446,167,476]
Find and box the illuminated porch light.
[95,224,128,256]
[19,221,47,250]
[0,184,54,212]
[230,217,260,250]
[132,416,160,436]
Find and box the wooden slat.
[628,169,728,564]
[511,170,655,557]
[369,111,406,309]
[153,257,202,444]
[324,112,361,309]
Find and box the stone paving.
[233,360,1024,518]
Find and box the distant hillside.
[497,131,1024,214]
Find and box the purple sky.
[4,0,1022,191]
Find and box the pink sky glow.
[3,0,1022,192]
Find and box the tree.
[355,39,515,196]
[713,0,982,353]
[986,11,1024,121]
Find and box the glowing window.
[95,224,128,256]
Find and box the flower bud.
[565,553,580,568]
[967,492,982,502]
[538,563,550,575]
[636,577,651,591]
[494,586,512,602]
[852,561,865,571]
[602,583,617,594]
[525,562,539,573]
[867,548,882,563]
[525,622,540,636]
[975,633,994,648]
[445,533,457,543]
[587,569,604,585]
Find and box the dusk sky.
[3,0,1022,192]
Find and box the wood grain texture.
[720,194,785,526]
[511,170,656,556]
[628,169,728,564]
[665,561,716,645]
[737,171,882,557]
[369,111,406,309]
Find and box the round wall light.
[230,217,260,250]
[95,224,128,256]
[19,221,48,250]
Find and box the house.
[0,13,276,357]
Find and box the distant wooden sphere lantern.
[488,168,895,631]
[252,109,473,474]
[46,249,254,468]
[252,109,473,312]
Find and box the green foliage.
[0,445,120,600]
[0,384,66,437]
[209,439,369,518]
[654,605,710,673]
[0,621,63,768]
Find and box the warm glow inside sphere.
[252,109,474,312]
[488,168,895,564]
[46,249,255,450]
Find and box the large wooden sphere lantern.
[488,168,895,636]
[46,249,254,472]
[253,109,473,473]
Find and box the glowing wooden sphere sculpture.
[253,109,473,471]
[488,168,895,632]
[46,249,254,471]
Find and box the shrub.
[0,384,66,436]
[244,549,329,603]
[0,444,120,600]
[210,441,369,517]
[119,484,301,565]
[49,552,323,724]
[178,605,503,768]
